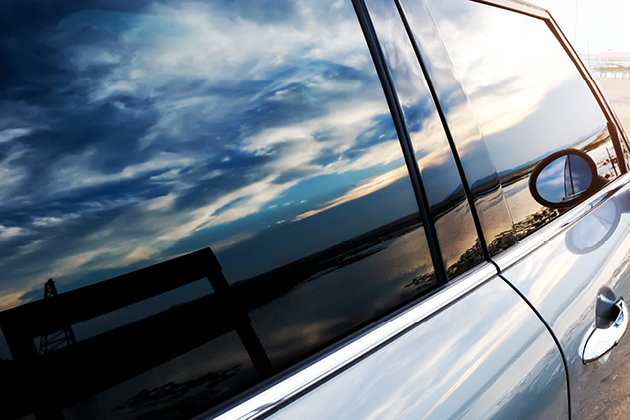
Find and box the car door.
[417,0,630,419]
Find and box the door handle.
[583,299,628,364]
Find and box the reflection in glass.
[364,0,484,279]
[397,0,517,257]
[536,155,592,204]
[0,0,436,418]
[426,0,620,240]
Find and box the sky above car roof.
[537,0,630,54]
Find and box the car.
[1,0,630,419]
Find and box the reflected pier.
[0,210,435,420]
[0,248,271,420]
[38,280,77,355]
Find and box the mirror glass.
[536,154,593,204]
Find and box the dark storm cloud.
[0,0,420,318]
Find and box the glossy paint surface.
[364,0,484,278]
[425,2,630,418]
[0,0,439,418]
[498,178,630,420]
[266,275,568,420]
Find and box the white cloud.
[0,128,32,144]
[48,150,196,195]
[0,225,27,240]
[295,165,408,221]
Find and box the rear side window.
[0,1,436,419]
[426,0,622,239]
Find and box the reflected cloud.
[429,13,573,139]
[294,165,408,221]
[266,279,566,420]
[0,0,417,313]
[0,128,33,144]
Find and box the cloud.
[0,0,425,315]
[209,232,255,252]
[0,128,32,144]
[294,166,408,221]
[0,225,28,240]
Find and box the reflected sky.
[364,0,484,276]
[536,155,592,203]
[397,0,516,256]
[425,0,619,240]
[0,0,445,417]
[424,0,608,174]
[0,0,427,314]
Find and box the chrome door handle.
[583,299,628,364]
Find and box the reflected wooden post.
[0,247,274,419]
[204,249,274,378]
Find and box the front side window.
[425,0,621,239]
[0,1,436,419]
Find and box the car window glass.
[0,1,436,419]
[425,0,621,239]
[391,0,517,257]
[364,0,485,279]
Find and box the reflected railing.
[0,211,440,420]
[0,248,272,420]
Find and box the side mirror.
[529,149,607,209]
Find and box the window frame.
[471,0,629,174]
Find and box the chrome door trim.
[494,173,630,272]
[203,263,498,420]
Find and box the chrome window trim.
[493,173,630,272]
[203,263,498,420]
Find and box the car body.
[1,0,630,419]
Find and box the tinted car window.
[364,0,485,279]
[0,1,436,419]
[425,0,621,239]
[389,0,517,257]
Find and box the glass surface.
[396,0,517,257]
[0,1,436,419]
[425,0,621,240]
[536,155,593,203]
[364,0,484,279]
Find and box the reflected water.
[364,0,485,276]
